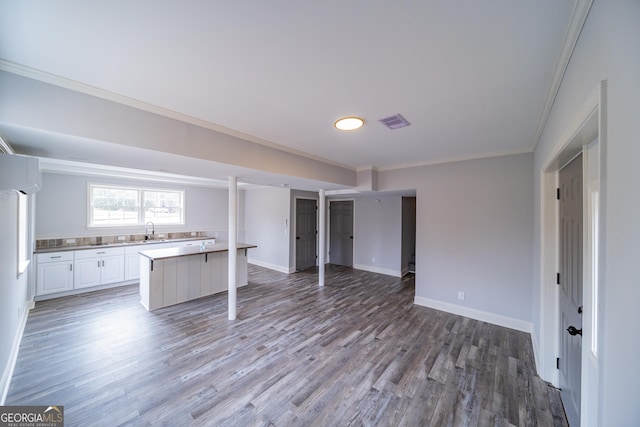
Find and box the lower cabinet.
[36,252,74,295]
[73,247,125,289]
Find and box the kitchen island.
[139,242,256,311]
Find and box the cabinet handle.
[70,264,73,271]
[50,255,62,259]
[98,261,101,268]
[97,251,106,254]
[102,260,105,267]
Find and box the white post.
[228,176,238,320]
[318,189,326,286]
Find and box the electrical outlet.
[457,291,465,301]
[65,239,76,244]
[158,233,165,238]
[191,232,197,236]
[117,236,126,241]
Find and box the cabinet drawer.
[37,251,73,263]
[74,247,125,259]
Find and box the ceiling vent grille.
[378,114,410,130]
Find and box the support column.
[318,189,326,287]
[228,176,237,320]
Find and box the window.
[143,189,184,225]
[89,184,184,227]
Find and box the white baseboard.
[414,296,533,333]
[530,325,541,375]
[1,299,33,405]
[248,259,293,274]
[353,264,402,277]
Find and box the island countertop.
[139,242,256,261]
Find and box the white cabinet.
[140,248,250,311]
[36,251,74,295]
[124,248,141,281]
[74,247,125,289]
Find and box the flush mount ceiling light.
[334,116,365,131]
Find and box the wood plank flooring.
[7,265,567,426]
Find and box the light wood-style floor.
[8,265,567,426]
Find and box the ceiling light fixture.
[334,117,364,131]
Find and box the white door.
[559,153,583,426]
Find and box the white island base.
[139,243,255,311]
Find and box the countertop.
[34,237,214,254]
[139,242,257,261]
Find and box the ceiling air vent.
[378,113,410,130]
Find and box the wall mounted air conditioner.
[0,154,41,194]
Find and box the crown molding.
[0,60,355,172]
[0,132,15,154]
[377,147,533,172]
[531,0,595,151]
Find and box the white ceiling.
[0,1,579,189]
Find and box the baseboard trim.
[414,296,533,333]
[353,264,402,278]
[1,299,33,405]
[248,259,292,274]
[530,325,542,376]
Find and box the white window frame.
[18,192,30,275]
[88,183,185,228]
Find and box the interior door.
[296,198,317,271]
[329,200,353,267]
[559,153,583,427]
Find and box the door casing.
[539,81,605,427]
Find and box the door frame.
[293,196,318,272]
[539,81,605,426]
[327,198,355,266]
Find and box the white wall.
[0,191,32,403]
[0,71,356,188]
[352,195,403,277]
[244,187,291,272]
[35,172,237,239]
[534,1,640,424]
[379,153,534,330]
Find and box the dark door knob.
[296,236,300,240]
[567,326,582,336]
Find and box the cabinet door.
[125,253,141,280]
[37,261,73,295]
[101,255,125,285]
[74,257,101,289]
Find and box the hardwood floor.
[8,265,567,426]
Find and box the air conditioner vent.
[378,114,410,130]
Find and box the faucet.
[145,222,155,240]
